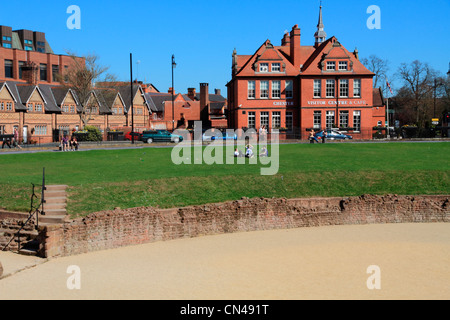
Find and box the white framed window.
[340,79,349,98]
[27,103,33,112]
[35,103,43,112]
[326,61,335,71]
[353,79,361,97]
[285,81,293,99]
[314,80,321,98]
[314,111,322,129]
[260,111,269,128]
[59,125,70,133]
[339,111,349,128]
[35,125,47,136]
[248,111,255,129]
[272,63,281,72]
[353,111,361,132]
[62,105,69,113]
[326,111,335,129]
[0,102,4,111]
[248,81,255,99]
[286,111,293,131]
[339,61,348,70]
[272,111,281,129]
[260,81,269,98]
[272,81,281,98]
[326,80,335,98]
[70,105,75,113]
[259,63,269,72]
[6,102,13,111]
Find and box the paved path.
[0,223,449,300]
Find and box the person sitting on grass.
[245,144,254,158]
[234,148,244,157]
[259,146,268,157]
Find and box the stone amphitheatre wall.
[36,194,449,258]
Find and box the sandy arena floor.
[0,223,449,300]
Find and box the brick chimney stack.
[214,89,221,96]
[290,24,301,68]
[187,87,196,100]
[22,62,38,85]
[281,32,290,46]
[168,87,174,95]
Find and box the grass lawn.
[0,142,448,217]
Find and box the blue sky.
[1,0,449,96]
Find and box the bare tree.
[361,55,389,90]
[58,52,115,128]
[396,60,438,126]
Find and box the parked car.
[124,132,142,141]
[315,130,353,140]
[202,129,236,141]
[141,130,183,143]
[202,131,215,141]
[211,131,237,141]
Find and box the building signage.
[273,101,295,106]
[307,100,367,106]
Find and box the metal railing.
[1,168,45,253]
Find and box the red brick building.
[0,26,153,144]
[145,83,228,130]
[0,26,229,144]
[227,6,385,140]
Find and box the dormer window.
[339,61,348,70]
[260,63,269,72]
[272,63,281,72]
[326,61,335,71]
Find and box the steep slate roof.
[0,82,27,111]
[194,93,227,102]
[94,88,123,114]
[301,37,374,76]
[233,34,373,78]
[234,40,300,77]
[210,102,226,111]
[37,84,60,112]
[117,84,150,114]
[145,92,173,113]
[16,85,36,104]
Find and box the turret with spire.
[314,3,327,47]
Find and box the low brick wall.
[36,194,450,258]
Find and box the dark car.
[124,132,142,141]
[315,130,353,140]
[141,129,183,143]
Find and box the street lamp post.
[172,55,176,131]
[434,79,443,119]
[130,53,134,144]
